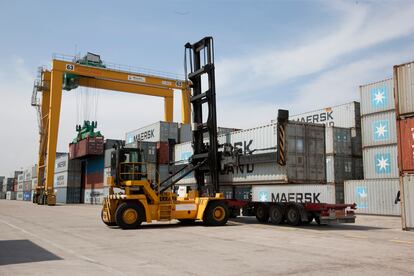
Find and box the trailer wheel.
[269,205,284,225]
[115,202,145,229]
[286,206,301,226]
[255,204,269,223]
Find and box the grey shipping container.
[360,79,394,116]
[361,111,397,147]
[54,171,81,188]
[56,187,82,204]
[325,127,352,155]
[363,145,399,179]
[288,101,361,129]
[16,191,23,201]
[125,141,157,164]
[158,164,170,184]
[3,178,14,192]
[401,174,414,230]
[105,139,123,150]
[351,128,362,156]
[55,154,81,174]
[125,121,178,143]
[6,191,16,200]
[174,122,326,185]
[0,192,5,199]
[394,61,414,117]
[326,155,353,183]
[344,179,400,216]
[252,184,335,204]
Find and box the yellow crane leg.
[164,96,174,122]
[44,70,64,206]
[181,88,191,124]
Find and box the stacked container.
[23,166,35,201]
[0,176,5,199]
[325,127,363,203]
[394,61,414,230]
[4,177,15,200]
[83,155,104,204]
[54,154,82,204]
[16,172,24,200]
[345,78,400,215]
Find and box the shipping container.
[84,188,106,205]
[125,121,178,143]
[344,179,400,216]
[54,171,81,188]
[17,173,24,184]
[158,164,170,183]
[17,183,23,192]
[23,167,32,181]
[86,156,104,174]
[4,178,14,192]
[23,181,31,192]
[178,124,242,143]
[157,142,170,164]
[6,191,16,200]
[125,141,157,164]
[175,122,326,184]
[351,128,362,156]
[397,117,414,173]
[326,155,353,183]
[401,174,414,230]
[363,145,399,179]
[325,127,352,155]
[69,136,104,159]
[234,186,251,200]
[56,187,82,204]
[23,191,31,201]
[16,191,23,201]
[55,154,81,173]
[360,79,394,115]
[31,164,37,179]
[31,178,37,190]
[251,184,335,204]
[288,102,361,128]
[105,139,123,150]
[0,192,5,200]
[85,172,104,190]
[361,111,397,147]
[394,61,414,117]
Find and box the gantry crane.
[32,53,191,205]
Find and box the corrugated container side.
[31,178,37,190]
[16,191,23,201]
[234,186,251,200]
[363,145,399,179]
[56,187,82,204]
[344,179,400,216]
[401,174,414,230]
[55,154,81,173]
[360,78,394,115]
[23,191,31,201]
[24,167,32,181]
[84,188,105,205]
[6,191,16,200]
[125,141,157,163]
[158,165,170,183]
[125,121,178,143]
[325,127,352,155]
[394,61,414,117]
[326,156,353,183]
[397,117,414,173]
[289,102,360,128]
[252,184,335,204]
[219,186,234,199]
[86,156,104,174]
[157,142,170,164]
[351,128,362,156]
[85,172,104,189]
[23,181,31,192]
[54,171,81,188]
[361,111,397,147]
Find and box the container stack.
[54,154,82,204]
[23,166,36,201]
[126,121,179,184]
[16,172,24,200]
[0,176,5,199]
[345,78,401,216]
[394,61,414,231]
[83,156,104,204]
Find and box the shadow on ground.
[0,240,62,266]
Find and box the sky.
[0,0,414,176]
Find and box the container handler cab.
[102,37,231,229]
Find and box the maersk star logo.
[258,191,269,202]
[356,187,368,208]
[371,86,388,108]
[373,120,389,141]
[375,153,391,174]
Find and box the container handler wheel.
[286,206,301,226]
[269,205,284,225]
[255,204,269,223]
[203,201,229,226]
[178,219,196,225]
[101,209,117,227]
[115,202,145,229]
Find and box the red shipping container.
[157,142,170,164]
[397,117,414,173]
[69,136,104,160]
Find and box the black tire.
[115,202,145,229]
[178,219,196,225]
[269,205,284,225]
[286,206,301,226]
[255,204,269,223]
[229,207,240,218]
[203,201,229,226]
[101,209,117,227]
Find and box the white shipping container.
[103,167,111,187]
[16,191,23,201]
[344,179,400,216]
[361,111,397,147]
[363,145,399,179]
[24,167,32,181]
[55,154,81,173]
[6,191,16,200]
[31,164,37,179]
[17,183,23,192]
[394,61,414,117]
[54,171,81,188]
[17,173,24,184]
[251,184,335,204]
[84,188,106,205]
[288,101,360,128]
[360,79,394,116]
[401,174,414,230]
[125,121,178,143]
